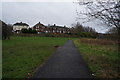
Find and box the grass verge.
[0,40,2,79]
[2,37,73,78]
[74,38,119,78]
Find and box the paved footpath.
[33,40,92,78]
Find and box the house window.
[46,31,48,33]
[38,32,40,34]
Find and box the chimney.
[54,24,56,26]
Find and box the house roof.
[34,22,45,27]
[50,25,69,29]
[13,22,29,26]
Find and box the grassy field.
[0,40,2,79]
[74,38,119,78]
[2,37,73,78]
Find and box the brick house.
[49,24,71,34]
[32,22,46,34]
[33,22,71,34]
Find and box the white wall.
[13,25,29,31]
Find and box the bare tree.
[76,0,120,30]
[107,27,118,34]
[73,22,97,33]
[2,21,12,40]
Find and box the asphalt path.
[33,40,92,78]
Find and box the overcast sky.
[1,0,109,33]
[2,2,77,27]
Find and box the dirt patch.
[54,45,60,48]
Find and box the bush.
[21,28,37,34]
[77,32,97,38]
[21,28,28,33]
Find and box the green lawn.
[0,40,2,79]
[2,37,72,78]
[74,38,119,78]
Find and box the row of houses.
[13,22,71,34]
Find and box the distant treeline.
[70,22,97,38]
